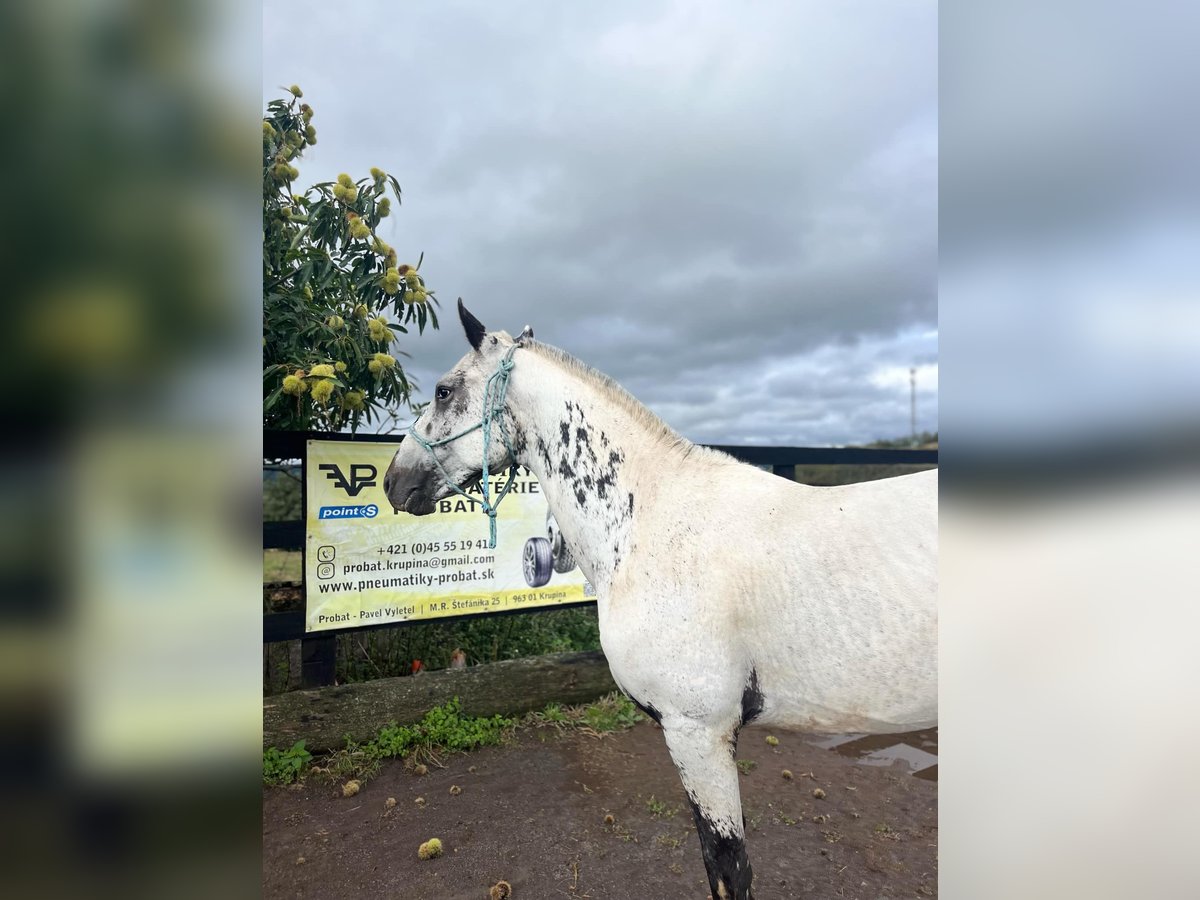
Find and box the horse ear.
[457,298,486,351]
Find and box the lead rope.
[406,343,520,548]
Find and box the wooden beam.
[263,650,618,751]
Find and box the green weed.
[262,740,312,785]
[645,795,680,819]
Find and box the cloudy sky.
[264,0,937,446]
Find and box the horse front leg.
[661,718,755,900]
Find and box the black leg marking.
[740,668,764,727]
[686,797,755,900]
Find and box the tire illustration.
[547,512,576,574]
[522,537,553,587]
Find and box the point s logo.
[319,463,377,497]
[318,504,378,520]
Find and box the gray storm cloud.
[264,0,938,445]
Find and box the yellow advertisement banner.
[305,440,593,632]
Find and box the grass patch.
[264,549,302,583]
[524,692,645,734]
[645,795,680,819]
[264,698,514,786]
[736,759,757,775]
[582,693,644,732]
[265,692,647,787]
[535,702,570,725]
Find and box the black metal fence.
[264,430,937,687]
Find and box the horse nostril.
[383,473,393,494]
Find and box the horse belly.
[722,472,938,733]
[744,577,937,732]
[753,659,938,734]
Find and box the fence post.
[301,634,336,688]
[297,435,337,687]
[771,464,795,480]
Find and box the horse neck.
[505,351,659,590]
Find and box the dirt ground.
[263,722,937,899]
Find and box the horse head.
[382,300,526,515]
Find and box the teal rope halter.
[406,343,520,549]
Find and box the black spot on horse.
[685,796,755,900]
[595,472,613,499]
[626,694,661,724]
[557,457,576,480]
[740,669,765,727]
[559,421,570,446]
[508,423,528,457]
[574,427,598,465]
[628,493,635,515]
[535,437,553,470]
[575,488,587,506]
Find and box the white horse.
[384,302,937,900]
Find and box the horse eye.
[436,386,452,401]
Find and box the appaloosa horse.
[384,302,937,899]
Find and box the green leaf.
[288,225,309,251]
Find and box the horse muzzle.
[382,466,439,516]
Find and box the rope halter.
[406,342,520,549]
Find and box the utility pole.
[909,366,917,446]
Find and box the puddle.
[808,728,938,780]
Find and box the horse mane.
[519,338,735,465]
